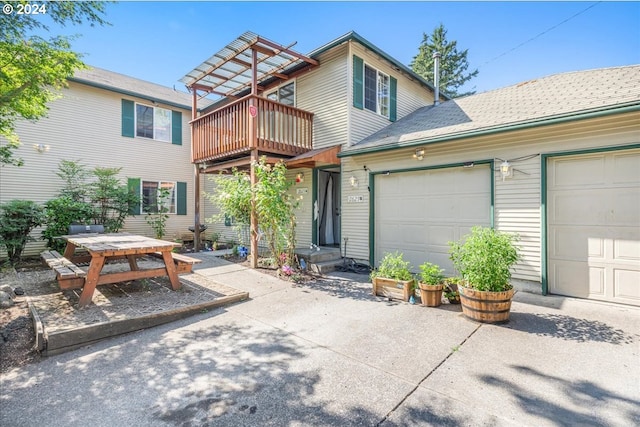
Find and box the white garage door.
[375,165,491,275]
[547,149,640,306]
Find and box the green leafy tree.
[410,23,479,98]
[0,200,46,265]
[206,158,298,266]
[0,1,110,167]
[254,159,298,267]
[89,167,137,232]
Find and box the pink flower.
[281,265,293,276]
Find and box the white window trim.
[135,102,173,142]
[363,62,390,119]
[141,180,177,215]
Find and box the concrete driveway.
[1,254,638,426]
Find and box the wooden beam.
[251,44,277,56]
[230,56,252,68]
[256,36,319,66]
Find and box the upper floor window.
[266,82,295,106]
[352,55,397,122]
[121,99,182,145]
[364,65,390,118]
[136,104,172,142]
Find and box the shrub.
[0,200,46,265]
[418,262,444,285]
[370,251,413,282]
[449,226,520,292]
[41,196,95,251]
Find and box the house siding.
[297,44,349,150]
[341,111,640,287]
[348,42,434,146]
[0,82,195,258]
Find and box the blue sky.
[44,1,640,96]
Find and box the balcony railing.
[191,95,313,163]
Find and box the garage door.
[547,149,640,306]
[375,165,491,275]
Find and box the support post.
[192,88,201,252]
[249,47,259,268]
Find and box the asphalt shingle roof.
[70,66,213,111]
[345,65,640,154]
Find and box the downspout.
[433,51,441,106]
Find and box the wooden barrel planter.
[459,286,515,323]
[418,283,443,307]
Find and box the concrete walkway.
[1,254,638,426]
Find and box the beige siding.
[0,82,195,258]
[348,42,434,146]
[341,112,640,285]
[287,168,314,247]
[198,168,314,249]
[297,44,349,149]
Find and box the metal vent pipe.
[433,51,441,106]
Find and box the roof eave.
[339,102,640,158]
[309,31,448,100]
[68,77,198,112]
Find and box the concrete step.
[307,259,345,275]
[295,247,341,264]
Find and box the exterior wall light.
[500,160,512,180]
[33,143,50,153]
[413,148,425,161]
[295,172,304,183]
[349,175,359,188]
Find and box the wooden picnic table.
[59,233,182,308]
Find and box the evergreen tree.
[410,24,479,98]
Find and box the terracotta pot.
[418,282,443,307]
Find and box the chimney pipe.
[433,51,441,106]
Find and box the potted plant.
[417,262,445,307]
[370,251,415,302]
[443,277,463,304]
[449,226,520,323]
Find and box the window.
[352,55,397,122]
[266,82,295,106]
[142,181,176,214]
[364,64,390,117]
[136,104,172,142]
[122,100,182,144]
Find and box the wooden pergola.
[181,32,319,266]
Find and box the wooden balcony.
[191,95,313,165]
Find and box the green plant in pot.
[417,261,445,307]
[443,277,463,304]
[449,226,520,323]
[370,251,415,302]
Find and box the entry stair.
[294,246,343,275]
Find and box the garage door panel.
[548,149,640,306]
[614,236,640,262]
[551,156,606,187]
[612,152,640,184]
[615,269,640,302]
[550,191,610,224]
[613,190,640,224]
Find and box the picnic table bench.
[40,250,87,290]
[41,233,200,308]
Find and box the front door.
[316,168,341,247]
